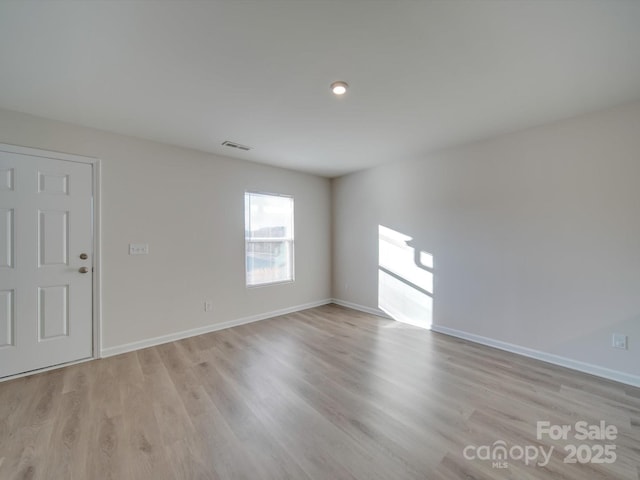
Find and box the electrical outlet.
[129,243,149,255]
[204,301,213,312]
[612,333,627,350]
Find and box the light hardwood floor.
[1,304,638,479]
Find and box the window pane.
[245,192,294,286]
[245,193,293,240]
[246,241,292,285]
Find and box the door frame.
[0,143,102,376]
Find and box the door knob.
[79,267,89,274]
[79,253,88,260]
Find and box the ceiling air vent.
[222,140,251,151]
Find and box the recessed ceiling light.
[330,81,349,96]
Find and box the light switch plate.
[129,243,149,255]
[612,333,627,350]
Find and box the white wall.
[0,108,331,352]
[333,101,640,381]
[4,100,640,383]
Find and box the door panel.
[39,209,69,266]
[38,285,69,339]
[0,289,14,347]
[38,172,69,195]
[0,151,93,378]
[0,208,13,267]
[0,168,13,190]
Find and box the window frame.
[244,191,295,288]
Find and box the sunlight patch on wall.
[378,225,433,329]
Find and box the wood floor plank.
[121,382,175,480]
[196,357,314,480]
[1,304,639,479]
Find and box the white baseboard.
[331,298,391,319]
[100,299,332,358]
[430,325,640,388]
[99,297,640,388]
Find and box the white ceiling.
[1,1,640,177]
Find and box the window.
[245,192,294,286]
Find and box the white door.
[0,151,93,378]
